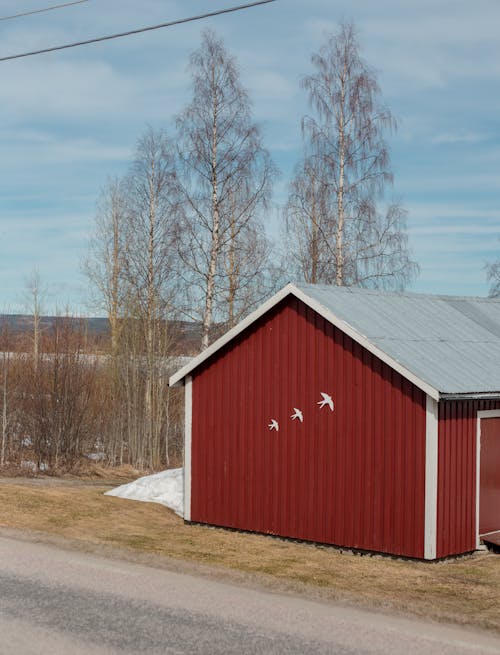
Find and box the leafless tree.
[285,21,418,289]
[11,314,100,471]
[122,126,180,468]
[176,30,276,348]
[24,268,45,370]
[83,127,182,469]
[123,127,179,334]
[285,154,334,284]
[83,177,130,463]
[1,349,10,467]
[0,327,24,468]
[83,178,128,357]
[487,251,500,297]
[220,188,283,328]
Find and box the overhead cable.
[0,0,277,62]
[0,0,90,22]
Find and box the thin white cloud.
[0,132,131,166]
[410,225,500,236]
[408,204,500,221]
[432,131,489,145]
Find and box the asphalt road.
[0,534,499,655]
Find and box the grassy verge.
[0,478,499,633]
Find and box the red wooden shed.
[170,283,500,560]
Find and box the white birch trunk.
[335,72,346,287]
[201,68,220,350]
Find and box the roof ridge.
[296,282,500,303]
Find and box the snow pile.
[105,468,184,517]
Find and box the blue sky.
[0,0,499,313]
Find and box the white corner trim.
[184,375,193,522]
[476,410,500,548]
[169,283,440,400]
[424,395,438,560]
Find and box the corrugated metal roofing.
[297,283,500,396]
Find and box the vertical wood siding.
[191,296,427,558]
[437,399,500,558]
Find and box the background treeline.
[1,24,421,473]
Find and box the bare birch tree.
[286,21,418,289]
[222,212,281,329]
[83,127,181,469]
[121,126,180,468]
[176,30,275,348]
[83,177,129,463]
[24,268,45,370]
[285,154,334,284]
[83,178,128,357]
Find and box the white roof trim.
[169,284,296,387]
[168,283,440,400]
[291,286,439,400]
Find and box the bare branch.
[176,30,277,346]
[286,21,418,290]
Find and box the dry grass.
[0,462,141,481]
[1,479,500,633]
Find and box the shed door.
[479,417,500,536]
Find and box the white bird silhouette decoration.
[268,419,279,432]
[317,392,334,411]
[291,408,303,422]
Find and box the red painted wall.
[479,417,500,535]
[191,296,427,558]
[437,399,500,558]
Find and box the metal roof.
[297,283,500,397]
[170,283,500,398]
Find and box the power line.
[0,0,90,22]
[0,0,277,62]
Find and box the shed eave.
[439,391,500,401]
[168,283,440,400]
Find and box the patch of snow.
[104,468,184,517]
[87,452,106,461]
[21,460,49,471]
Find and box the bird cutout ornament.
[317,392,334,411]
[268,394,335,432]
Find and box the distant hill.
[0,315,204,354]
[0,314,109,336]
